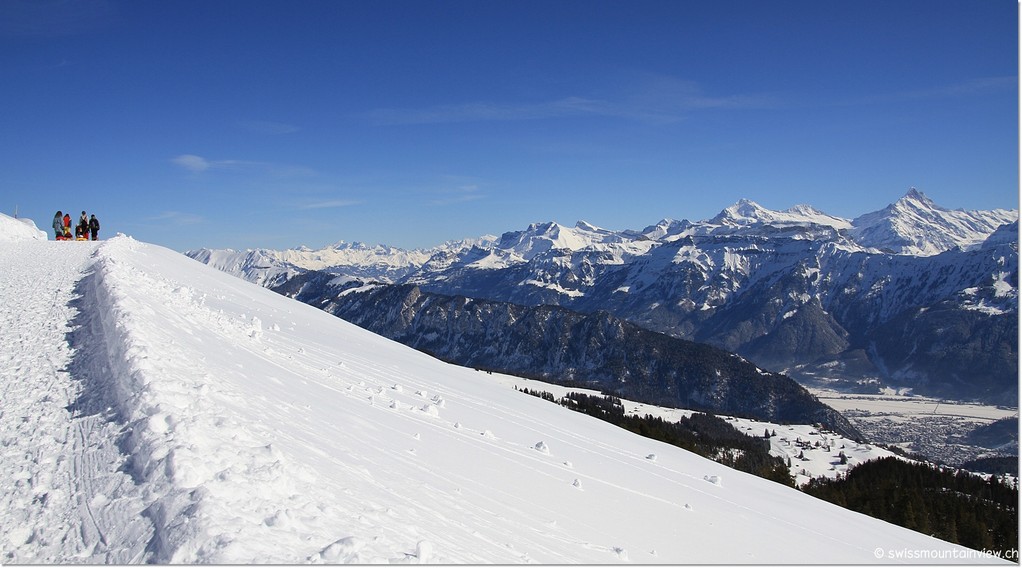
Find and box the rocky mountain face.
[274,274,860,438]
[188,189,1018,404]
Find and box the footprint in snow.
[263,509,293,528]
[572,478,583,490]
[534,441,550,454]
[646,453,657,461]
[703,475,722,487]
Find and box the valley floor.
[812,389,1018,466]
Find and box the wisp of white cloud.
[366,97,610,125]
[171,154,212,173]
[171,154,315,177]
[429,182,486,206]
[297,199,363,210]
[364,75,776,126]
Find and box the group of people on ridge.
[53,210,100,241]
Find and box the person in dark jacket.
[89,214,100,241]
[53,211,63,239]
[78,211,88,237]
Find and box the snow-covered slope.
[0,212,47,242]
[1,229,999,562]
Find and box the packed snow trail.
[0,230,1008,563]
[0,240,151,562]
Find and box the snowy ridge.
[1,227,1000,563]
[190,189,1018,284]
[457,221,656,272]
[188,237,495,286]
[189,190,1017,289]
[708,199,853,232]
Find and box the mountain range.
[188,189,1018,404]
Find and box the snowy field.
[0,215,1007,563]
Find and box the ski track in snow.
[1,234,1009,564]
[0,241,151,563]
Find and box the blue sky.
[1,0,1017,251]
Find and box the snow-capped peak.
[574,220,603,232]
[851,188,1018,256]
[707,199,852,232]
[495,220,621,260]
[712,198,771,226]
[902,186,934,206]
[631,218,691,241]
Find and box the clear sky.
[1,0,1017,252]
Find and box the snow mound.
[0,213,47,242]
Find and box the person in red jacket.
[62,213,71,239]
